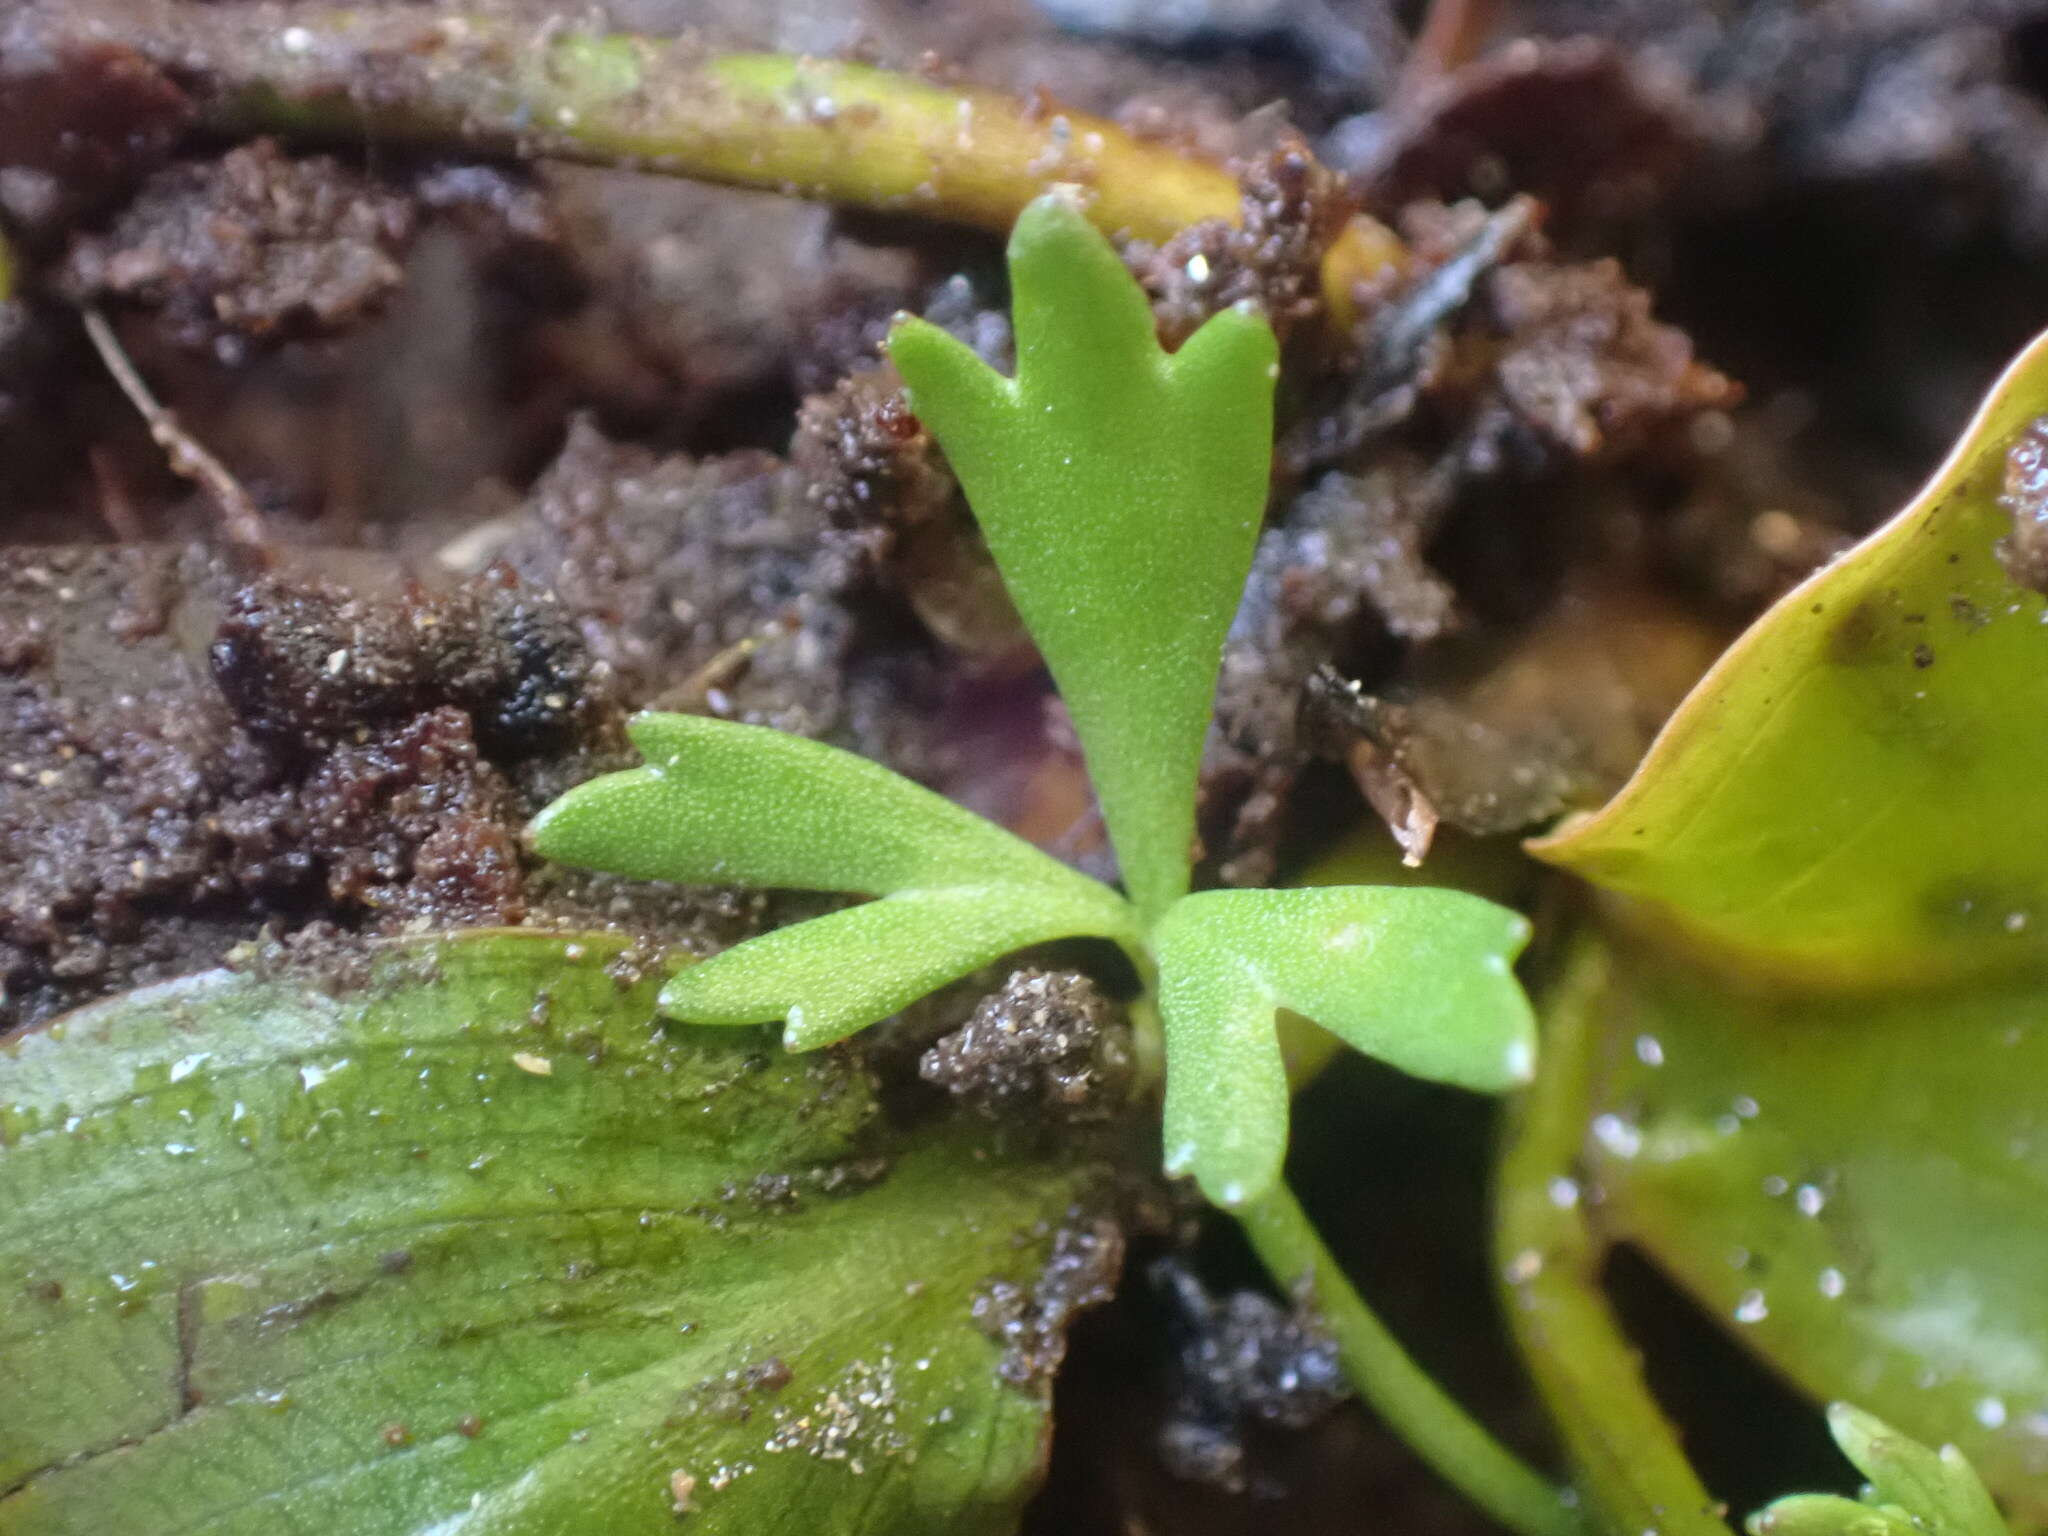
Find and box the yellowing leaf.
[1534,329,2048,988]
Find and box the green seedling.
[533,190,1574,1536]
[531,190,1535,1212]
[1750,1405,2007,1536]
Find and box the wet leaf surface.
[1535,330,2048,989]
[1555,937,2048,1527]
[0,932,1110,1534]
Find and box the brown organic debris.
[919,968,1132,1120]
[62,140,415,350]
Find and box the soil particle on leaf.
[973,1216,1125,1389]
[919,968,1132,1120]
[60,140,416,351]
[1150,1256,1350,1494]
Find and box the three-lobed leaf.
[1151,886,1536,1207]
[888,191,1279,924]
[1533,328,2048,989]
[532,712,1131,911]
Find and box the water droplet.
[1734,1289,1768,1324]
[1796,1183,1827,1217]
[299,1059,349,1092]
[1547,1176,1580,1209]
[1817,1267,1845,1299]
[169,1052,211,1083]
[1591,1114,1642,1159]
[1634,1035,1664,1067]
[1761,1175,1788,1197]
[1504,1038,1535,1082]
[1977,1395,2008,1429]
[1732,1095,1760,1120]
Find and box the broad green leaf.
[1751,1406,2006,1536]
[531,712,1136,939]
[1533,328,2048,988]
[659,884,1137,1049]
[1151,886,1535,1208]
[1554,937,2048,1526]
[888,191,1279,923]
[0,932,1114,1535]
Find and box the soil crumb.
[1151,1256,1350,1495]
[974,1216,1125,1389]
[61,140,415,351]
[919,969,1131,1120]
[0,544,752,1034]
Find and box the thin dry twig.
[80,306,270,550]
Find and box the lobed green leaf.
[659,884,1140,1050]
[531,713,1134,926]
[1150,886,1535,1207]
[888,191,1278,923]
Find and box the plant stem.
[1495,938,1732,1536]
[1238,1181,1585,1536]
[30,3,1401,326]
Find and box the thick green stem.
[1238,1181,1585,1536]
[1495,938,1732,1536]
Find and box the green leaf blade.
[888,191,1278,922]
[1154,961,1292,1211]
[0,933,1110,1535]
[1535,327,2048,988]
[531,713,1132,933]
[659,884,1134,1050]
[1152,886,1536,1208]
[1562,934,2048,1524]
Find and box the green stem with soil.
[42,2,1402,326]
[1238,1183,1588,1536]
